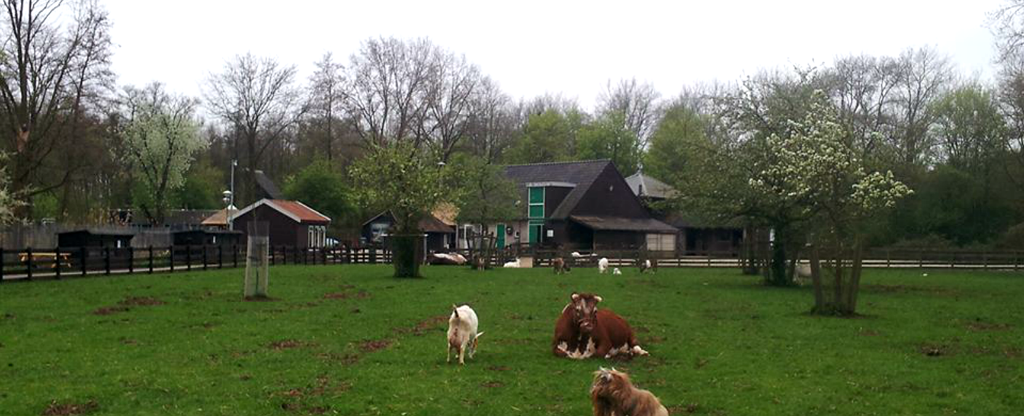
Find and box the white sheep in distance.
[503,258,521,268]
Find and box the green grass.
[1,265,1022,415]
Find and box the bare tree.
[463,77,518,163]
[344,37,437,147]
[307,52,346,164]
[0,0,112,216]
[204,53,302,205]
[888,46,955,168]
[822,54,901,159]
[422,49,481,162]
[989,0,1024,63]
[596,78,662,148]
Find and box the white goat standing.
[447,304,483,365]
[598,257,609,274]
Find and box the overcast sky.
[104,0,1004,111]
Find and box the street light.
[224,159,238,230]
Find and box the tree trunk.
[844,243,864,314]
[767,227,790,286]
[391,233,421,278]
[809,242,825,312]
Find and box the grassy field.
[0,265,1022,415]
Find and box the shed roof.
[233,199,331,225]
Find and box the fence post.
[25,246,33,280]
[919,249,923,269]
[370,247,377,264]
[270,246,276,266]
[303,247,308,265]
[128,246,134,274]
[202,244,208,271]
[233,244,238,268]
[0,247,4,283]
[104,247,110,275]
[81,246,87,276]
[950,252,955,269]
[148,246,154,274]
[983,252,988,270]
[218,245,223,269]
[55,246,62,279]
[886,249,891,268]
[294,246,299,265]
[169,246,175,273]
[323,247,328,265]
[186,245,192,271]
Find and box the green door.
[496,224,506,248]
[528,222,543,245]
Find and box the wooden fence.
[2,245,1020,283]
[0,245,391,282]
[531,248,1024,271]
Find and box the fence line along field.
[0,265,1022,415]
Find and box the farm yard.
[1,265,1022,415]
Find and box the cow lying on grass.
[552,292,648,360]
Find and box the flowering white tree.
[751,91,912,315]
[119,83,205,225]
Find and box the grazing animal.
[428,253,467,265]
[503,258,521,268]
[591,367,669,416]
[639,259,655,274]
[598,257,609,274]
[553,257,570,274]
[612,268,622,275]
[447,304,483,365]
[552,293,649,360]
[571,251,583,258]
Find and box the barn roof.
[504,160,612,220]
[569,215,677,233]
[624,171,677,200]
[233,199,331,225]
[362,211,455,234]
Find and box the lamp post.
[223,160,237,230]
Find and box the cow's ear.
[571,293,580,302]
[594,296,603,303]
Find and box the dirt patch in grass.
[920,344,949,357]
[92,306,129,316]
[268,340,316,350]
[966,320,1012,332]
[487,365,510,372]
[119,297,165,306]
[42,400,98,415]
[323,290,370,300]
[393,315,447,336]
[315,352,360,365]
[359,339,392,352]
[481,381,504,388]
[646,335,667,344]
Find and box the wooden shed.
[230,199,332,249]
[57,229,136,248]
[171,229,244,247]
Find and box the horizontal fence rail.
[1,245,1020,283]
[0,245,393,283]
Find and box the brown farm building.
[230,199,331,249]
[495,160,677,251]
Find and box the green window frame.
[528,187,545,219]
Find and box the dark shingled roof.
[570,215,678,233]
[504,160,612,220]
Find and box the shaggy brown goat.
[591,367,668,416]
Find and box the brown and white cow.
[552,292,649,360]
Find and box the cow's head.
[570,292,602,334]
